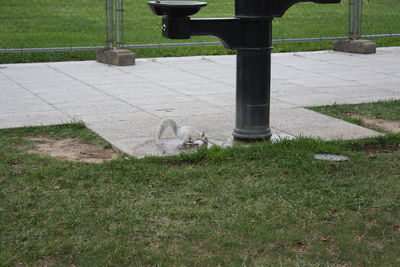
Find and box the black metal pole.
[233,20,273,141]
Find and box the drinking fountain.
[148,0,341,141]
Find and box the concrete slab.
[271,67,324,80]
[0,87,36,101]
[55,100,140,117]
[289,76,356,88]
[357,77,400,91]
[1,47,400,158]
[193,93,236,107]
[76,112,155,125]
[271,83,317,98]
[139,101,226,118]
[313,85,398,101]
[0,98,57,114]
[325,70,393,81]
[150,73,216,87]
[0,111,72,129]
[34,90,114,105]
[0,78,22,90]
[16,80,97,94]
[47,64,126,77]
[165,81,235,96]
[166,113,235,133]
[270,108,382,140]
[67,73,146,85]
[94,82,168,96]
[85,114,160,141]
[274,93,338,107]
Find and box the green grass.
[309,99,400,129]
[1,0,400,63]
[1,123,400,265]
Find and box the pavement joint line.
[153,58,236,90]
[112,60,231,111]
[44,63,160,119]
[0,68,75,121]
[201,56,233,67]
[109,61,190,96]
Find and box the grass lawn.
[1,120,400,265]
[309,99,400,133]
[0,0,399,63]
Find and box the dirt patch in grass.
[361,144,400,154]
[349,114,400,133]
[25,136,119,163]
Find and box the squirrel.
[157,119,207,145]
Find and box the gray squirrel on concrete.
[157,119,207,145]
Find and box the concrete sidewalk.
[1,47,400,157]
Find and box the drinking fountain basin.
[148,1,207,17]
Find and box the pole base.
[232,128,272,142]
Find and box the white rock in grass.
[314,154,349,162]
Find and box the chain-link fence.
[361,0,400,38]
[121,0,350,48]
[0,0,399,53]
[0,0,107,52]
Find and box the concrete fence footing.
[96,49,136,66]
[333,39,376,54]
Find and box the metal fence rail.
[0,0,399,53]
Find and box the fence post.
[333,0,375,54]
[97,0,135,65]
[106,0,114,49]
[349,0,362,40]
[116,0,124,49]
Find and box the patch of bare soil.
[346,114,400,154]
[25,136,119,163]
[349,114,400,133]
[360,144,400,154]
